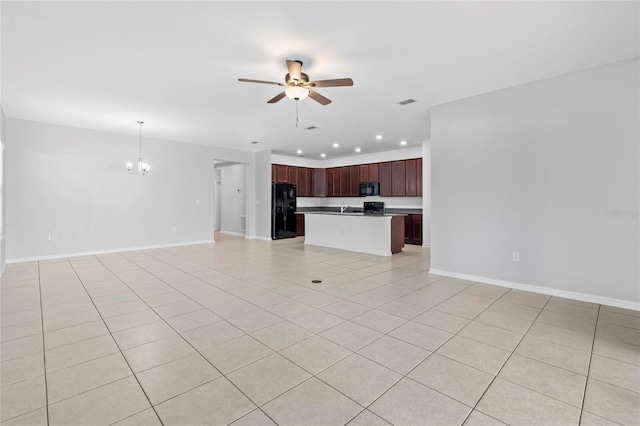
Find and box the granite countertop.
[303,211,405,217]
[296,207,422,215]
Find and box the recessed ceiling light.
[332,143,339,148]
[376,135,382,140]
[296,149,302,154]
[400,140,407,146]
[355,148,361,153]
[321,153,326,158]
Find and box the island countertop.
[302,211,406,217]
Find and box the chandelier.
[126,121,151,175]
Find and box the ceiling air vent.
[397,98,417,105]
[305,126,318,130]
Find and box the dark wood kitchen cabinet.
[297,168,312,197]
[296,213,305,236]
[273,157,422,197]
[417,158,423,196]
[369,163,380,182]
[313,168,326,197]
[392,161,406,196]
[349,166,359,196]
[326,168,337,197]
[276,165,289,182]
[404,214,423,245]
[359,164,369,183]
[405,158,418,196]
[288,166,298,187]
[379,162,392,196]
[339,167,350,196]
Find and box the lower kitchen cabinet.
[296,213,305,236]
[404,214,422,245]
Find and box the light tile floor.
[1,234,639,425]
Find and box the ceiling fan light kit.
[284,86,309,100]
[239,59,353,106]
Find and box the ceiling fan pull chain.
[296,100,299,128]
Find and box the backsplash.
[296,195,423,209]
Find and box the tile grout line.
[333,281,510,424]
[94,252,281,426]
[464,295,591,423]
[122,245,437,423]
[577,305,601,425]
[36,260,51,426]
[24,243,632,426]
[143,246,504,424]
[65,258,167,426]
[353,284,519,424]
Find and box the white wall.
[422,139,432,247]
[6,119,218,260]
[220,164,246,235]
[431,59,639,307]
[254,149,272,240]
[0,106,6,274]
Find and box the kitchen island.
[303,212,405,256]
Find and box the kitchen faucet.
[340,204,350,214]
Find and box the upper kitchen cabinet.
[369,163,380,182]
[326,167,338,197]
[273,157,422,197]
[349,166,359,196]
[392,161,406,196]
[297,167,313,197]
[313,168,326,197]
[417,158,423,196]
[288,166,298,187]
[276,164,289,182]
[359,164,369,183]
[339,167,350,196]
[405,159,417,196]
[379,162,392,197]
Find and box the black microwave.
[359,182,380,197]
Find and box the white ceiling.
[2,1,638,160]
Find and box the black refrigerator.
[271,183,297,239]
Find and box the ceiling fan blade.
[308,89,332,105]
[238,78,284,86]
[267,91,287,104]
[286,60,302,82]
[308,78,354,88]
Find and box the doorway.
[214,160,248,238]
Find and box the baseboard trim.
[429,269,640,311]
[217,231,246,238]
[7,240,216,264]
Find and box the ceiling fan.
[238,60,353,105]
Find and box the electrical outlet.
[48,234,54,241]
[172,226,178,233]
[512,252,520,262]
[195,200,200,205]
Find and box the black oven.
[359,182,380,197]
